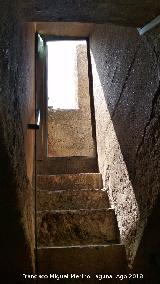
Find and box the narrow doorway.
[46,39,96,158]
[36,34,97,164]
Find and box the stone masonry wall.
[90,23,160,266]
[132,30,160,282]
[48,44,96,157]
[0,1,35,281]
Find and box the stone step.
[37,189,110,211]
[36,173,103,191]
[36,156,98,175]
[37,209,120,247]
[37,244,128,284]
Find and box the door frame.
[36,33,98,162]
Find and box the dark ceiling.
[22,0,160,27]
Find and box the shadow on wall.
[90,23,160,269]
[0,113,34,282]
[0,1,35,280]
[132,194,160,283]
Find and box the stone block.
[37,188,110,211]
[37,208,120,246]
[37,244,127,283]
[37,173,103,191]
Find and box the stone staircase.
[36,172,127,283]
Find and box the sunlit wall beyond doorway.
[46,40,96,158]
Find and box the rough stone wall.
[132,31,160,282]
[0,1,35,281]
[48,44,96,157]
[90,24,160,265]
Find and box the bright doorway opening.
[45,39,96,157]
[47,40,86,110]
